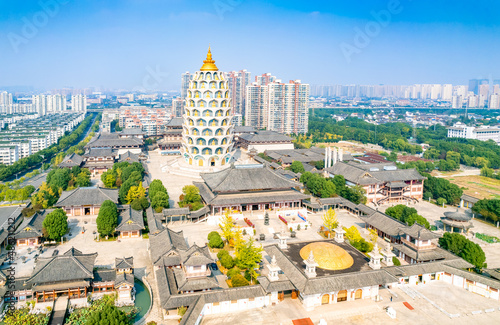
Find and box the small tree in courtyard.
[42,208,68,241]
[152,191,170,212]
[322,208,338,238]
[96,200,119,237]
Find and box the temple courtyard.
[199,282,500,325]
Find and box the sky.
[0,0,499,91]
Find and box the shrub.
[227,267,241,279]
[423,191,432,200]
[208,231,220,241]
[217,249,229,260]
[209,234,224,249]
[131,197,149,211]
[437,197,446,206]
[220,254,234,269]
[392,256,401,266]
[231,273,249,287]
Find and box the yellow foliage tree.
[322,208,338,238]
[344,225,362,242]
[125,182,146,203]
[368,228,378,244]
[219,210,235,244]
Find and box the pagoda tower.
[181,47,235,168]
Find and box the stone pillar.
[333,147,338,165]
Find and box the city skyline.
[1,0,499,90]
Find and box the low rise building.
[54,187,119,218]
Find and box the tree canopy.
[385,204,431,229]
[288,161,305,174]
[96,200,119,236]
[439,232,486,269]
[472,199,500,224]
[178,185,203,210]
[42,208,68,241]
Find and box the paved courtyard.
[200,282,500,325]
[146,151,199,208]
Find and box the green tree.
[87,304,129,325]
[179,185,203,210]
[151,191,170,212]
[42,208,68,241]
[474,157,490,168]
[439,232,486,269]
[480,166,495,178]
[4,307,49,325]
[289,161,305,173]
[234,238,263,283]
[131,197,150,211]
[231,273,249,287]
[47,168,72,191]
[208,232,224,248]
[149,179,168,200]
[96,200,119,237]
[102,172,116,188]
[76,171,91,187]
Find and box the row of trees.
[422,173,463,205]
[385,204,431,229]
[149,179,170,212]
[0,184,35,202]
[471,199,500,224]
[100,161,145,206]
[439,232,486,270]
[300,172,366,204]
[0,113,96,181]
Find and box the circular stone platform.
[300,242,354,270]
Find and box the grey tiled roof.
[403,223,440,240]
[146,207,164,235]
[149,228,188,266]
[115,272,135,287]
[26,247,97,285]
[201,165,300,193]
[59,153,84,167]
[118,151,140,163]
[326,161,425,186]
[166,117,183,128]
[181,244,213,266]
[116,207,145,232]
[393,244,456,262]
[174,268,219,292]
[361,212,407,237]
[83,148,118,158]
[93,269,116,282]
[86,132,143,148]
[115,257,134,269]
[161,207,190,217]
[55,187,119,207]
[461,194,480,203]
[239,131,293,143]
[14,209,51,239]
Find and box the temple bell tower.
[181,47,235,168]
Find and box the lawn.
[446,175,500,199]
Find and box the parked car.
[52,249,59,257]
[209,263,218,271]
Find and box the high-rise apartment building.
[442,84,453,101]
[32,94,67,115]
[246,79,309,134]
[489,94,500,109]
[255,73,277,86]
[181,72,194,100]
[226,70,252,116]
[71,94,87,112]
[172,97,184,117]
[469,79,489,95]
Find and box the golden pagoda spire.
[200,46,219,71]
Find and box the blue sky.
[0,0,499,91]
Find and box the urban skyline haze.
[1,0,499,90]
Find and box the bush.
[437,197,446,206]
[423,191,432,200]
[231,273,249,287]
[209,234,224,249]
[208,231,220,241]
[392,256,401,266]
[217,249,229,260]
[220,254,234,269]
[227,267,241,279]
[131,197,149,211]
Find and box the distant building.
[246,79,309,134]
[71,94,87,112]
[226,70,252,116]
[172,97,184,117]
[181,72,194,100]
[325,161,426,205]
[236,130,294,153]
[447,122,500,143]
